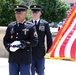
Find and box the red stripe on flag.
[70,24,76,59]
[59,29,74,57]
[70,39,76,59]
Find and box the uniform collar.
[33,19,40,24]
[17,20,26,26]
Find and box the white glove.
[10,41,21,52]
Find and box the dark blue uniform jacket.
[3,21,38,64]
[31,19,53,58]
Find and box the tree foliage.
[0,0,18,26]
[33,0,70,22]
[0,0,32,26]
[17,0,30,6]
[0,0,70,26]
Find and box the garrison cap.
[14,4,28,12]
[30,4,42,12]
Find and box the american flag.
[45,3,76,61]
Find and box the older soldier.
[3,4,38,75]
[30,4,53,75]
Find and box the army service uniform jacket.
[31,19,53,58]
[3,21,38,64]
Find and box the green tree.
[17,0,31,6]
[0,0,19,26]
[23,0,31,5]
[0,0,32,26]
[33,0,70,23]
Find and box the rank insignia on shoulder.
[34,31,38,37]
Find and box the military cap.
[14,4,28,12]
[30,4,42,12]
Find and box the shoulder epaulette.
[40,19,48,24]
[26,21,34,25]
[8,21,16,27]
[25,21,35,29]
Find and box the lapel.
[14,22,25,33]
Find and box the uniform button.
[16,37,18,39]
[27,50,29,51]
[16,33,18,35]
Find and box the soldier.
[3,4,38,75]
[30,4,53,75]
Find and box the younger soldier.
[30,4,52,75]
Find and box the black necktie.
[35,21,37,25]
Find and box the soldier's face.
[15,11,26,23]
[31,11,41,20]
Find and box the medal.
[39,26,45,31]
[10,35,13,39]
[22,28,29,35]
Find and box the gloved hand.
[20,40,26,48]
[17,43,25,49]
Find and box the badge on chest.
[22,28,29,35]
[10,28,14,39]
[10,28,14,34]
[39,25,45,31]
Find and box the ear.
[40,12,42,16]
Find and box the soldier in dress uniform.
[3,4,38,75]
[30,4,53,75]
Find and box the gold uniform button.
[16,37,18,39]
